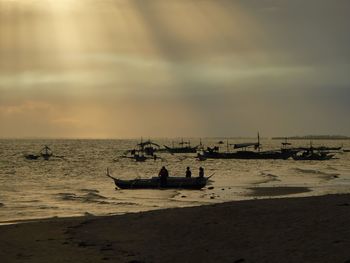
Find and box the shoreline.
[0,185,319,225]
[1,194,350,262]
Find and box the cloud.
[0,0,349,137]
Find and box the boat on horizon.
[163,139,200,154]
[120,139,162,162]
[24,145,54,161]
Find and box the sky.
[0,0,349,138]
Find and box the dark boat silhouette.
[24,145,53,160]
[164,139,200,154]
[292,141,339,160]
[24,154,40,160]
[197,134,296,160]
[106,169,211,189]
[120,139,162,162]
[40,145,53,160]
[292,151,334,160]
[292,147,335,160]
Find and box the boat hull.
[113,177,208,189]
[292,154,334,161]
[198,150,294,160]
[164,146,197,154]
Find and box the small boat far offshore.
[163,139,200,154]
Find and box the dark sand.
[1,194,350,263]
[247,186,312,196]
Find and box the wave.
[38,205,59,210]
[254,172,280,184]
[294,168,339,176]
[56,192,80,201]
[260,172,279,179]
[326,166,338,171]
[84,192,107,201]
[56,191,108,204]
[80,188,100,193]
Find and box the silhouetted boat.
[198,148,295,160]
[24,145,53,160]
[197,134,296,160]
[136,139,160,156]
[106,170,210,189]
[40,145,53,160]
[120,139,162,162]
[292,148,335,160]
[24,154,40,160]
[164,139,200,154]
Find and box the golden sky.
[0,0,349,138]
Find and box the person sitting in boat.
[186,167,192,178]
[158,166,169,186]
[199,167,204,178]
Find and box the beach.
[1,194,350,263]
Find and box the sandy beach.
[1,194,350,263]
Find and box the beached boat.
[106,170,210,189]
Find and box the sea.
[1,138,350,224]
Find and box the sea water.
[0,138,350,223]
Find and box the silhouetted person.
[186,167,191,178]
[158,166,169,187]
[199,167,204,178]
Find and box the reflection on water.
[0,138,350,223]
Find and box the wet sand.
[1,194,350,263]
[247,186,312,196]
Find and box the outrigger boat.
[163,139,200,154]
[292,141,338,160]
[106,169,212,190]
[292,150,334,160]
[197,134,297,160]
[40,145,53,160]
[120,139,162,162]
[136,139,161,156]
[24,145,54,160]
[292,147,335,161]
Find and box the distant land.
[272,135,350,140]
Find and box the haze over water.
[1,138,350,223]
